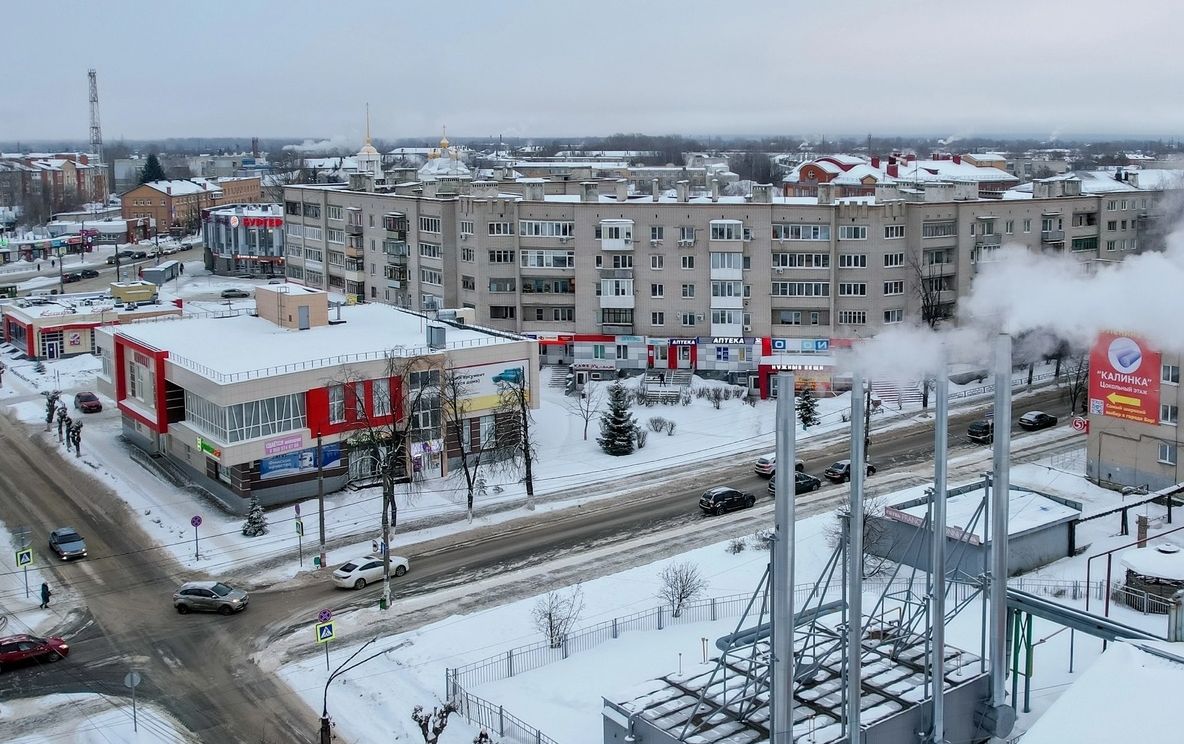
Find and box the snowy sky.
[6,0,1184,142]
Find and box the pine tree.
[241,496,268,537]
[597,381,637,456]
[796,386,820,429]
[140,153,166,184]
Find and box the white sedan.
[332,554,410,589]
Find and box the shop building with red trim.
[2,292,180,360]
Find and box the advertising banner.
[451,360,530,410]
[264,433,304,456]
[1088,332,1161,425]
[260,442,341,480]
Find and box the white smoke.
[937,130,972,147]
[283,135,353,154]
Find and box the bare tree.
[440,363,499,522]
[657,561,708,618]
[495,368,539,510]
[825,494,891,578]
[412,703,458,744]
[907,248,944,332]
[564,385,603,441]
[532,585,584,648]
[1062,352,1089,415]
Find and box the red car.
[0,634,70,672]
[74,392,102,413]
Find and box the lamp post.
[321,637,379,744]
[317,432,327,570]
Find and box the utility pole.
[317,432,327,570]
[863,377,873,458]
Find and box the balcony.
[1040,229,1064,243]
[599,219,634,251]
[974,233,1002,247]
[711,296,744,310]
[710,265,743,281]
[598,268,634,280]
[601,323,634,335]
[346,222,363,236]
[710,322,744,337]
[599,293,635,310]
[921,261,957,277]
[345,242,364,259]
[383,214,408,236]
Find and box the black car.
[967,419,994,445]
[79,269,100,279]
[1018,411,1057,431]
[61,272,82,283]
[49,527,87,560]
[699,486,755,516]
[767,471,823,496]
[823,459,877,483]
[129,251,148,260]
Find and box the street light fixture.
[320,636,381,744]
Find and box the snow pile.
[0,694,192,743]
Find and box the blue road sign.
[15,548,33,566]
[315,621,335,643]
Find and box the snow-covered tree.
[412,703,457,744]
[597,382,637,456]
[241,496,268,537]
[796,387,820,429]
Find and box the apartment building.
[121,176,262,235]
[284,167,1173,397]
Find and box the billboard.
[450,360,530,411]
[260,442,342,480]
[1088,332,1161,425]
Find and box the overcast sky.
[4,0,1182,144]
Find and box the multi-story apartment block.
[284,159,1178,398]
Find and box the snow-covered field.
[0,693,193,744]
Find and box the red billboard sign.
[1088,332,1161,425]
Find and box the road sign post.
[15,548,32,598]
[296,518,305,567]
[190,515,202,560]
[124,671,142,732]
[316,611,335,671]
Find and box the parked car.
[267,278,285,284]
[491,367,524,385]
[129,251,148,260]
[79,269,100,279]
[106,250,135,264]
[767,471,823,496]
[173,581,249,615]
[332,554,410,589]
[61,272,83,283]
[74,392,102,413]
[824,459,877,483]
[753,452,805,478]
[220,288,250,299]
[1018,411,1058,431]
[699,486,755,516]
[0,634,69,672]
[48,527,87,560]
[967,419,994,445]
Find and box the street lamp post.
[317,432,327,570]
[321,637,379,744]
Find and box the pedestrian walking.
[179,263,184,275]
[36,262,41,271]
[50,259,55,268]
[39,582,51,609]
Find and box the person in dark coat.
[39,582,52,609]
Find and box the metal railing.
[448,674,559,744]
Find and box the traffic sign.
[123,671,141,689]
[318,608,332,623]
[315,621,335,643]
[190,515,203,528]
[15,548,32,567]
[1072,417,1089,434]
[296,519,304,537]
[294,503,301,516]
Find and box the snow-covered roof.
[206,203,283,218]
[138,179,223,197]
[1120,544,1184,580]
[890,484,1080,541]
[417,153,471,182]
[1128,169,1184,191]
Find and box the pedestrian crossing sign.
[15,548,32,567]
[315,621,335,643]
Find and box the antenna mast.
[88,68,104,165]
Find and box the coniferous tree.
[241,496,268,537]
[597,381,637,456]
[140,153,166,184]
[796,386,820,429]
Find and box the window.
[1106,220,1118,231]
[461,275,475,291]
[772,253,829,269]
[651,255,664,270]
[184,391,307,445]
[521,279,574,294]
[711,280,742,297]
[1071,236,1098,252]
[711,309,741,325]
[651,283,664,298]
[710,252,743,270]
[650,226,664,241]
[772,224,831,241]
[302,203,321,219]
[838,254,867,268]
[327,205,343,221]
[651,311,665,325]
[616,344,628,360]
[1160,442,1178,466]
[681,256,695,269]
[884,225,905,239]
[679,226,697,242]
[716,347,730,361]
[1121,220,1128,230]
[1005,220,1014,234]
[419,216,441,233]
[1108,200,1118,211]
[925,248,953,265]
[489,305,516,319]
[521,250,574,268]
[838,282,867,296]
[1162,404,1179,425]
[884,309,904,324]
[838,225,867,240]
[460,220,474,236]
[419,268,442,285]
[777,311,801,325]
[921,221,957,238]
[593,345,606,359]
[1041,216,1061,232]
[1023,218,1031,233]
[1106,240,1117,252]
[883,280,904,295]
[1163,363,1180,384]
[519,220,573,237]
[681,283,695,298]
[771,282,829,297]
[602,223,631,240]
[837,310,866,324]
[488,221,514,236]
[710,222,743,240]
[303,248,323,262]
[304,226,322,242]
[326,228,345,244]
[1121,200,1128,210]
[488,249,515,263]
[602,279,632,296]
[419,242,441,259]
[488,278,516,292]
[461,246,475,262]
[680,312,697,326]
[285,201,301,216]
[612,255,633,269]
[328,385,345,423]
[552,307,574,321]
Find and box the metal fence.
[1005,575,1172,615]
[948,370,1057,402]
[448,674,559,744]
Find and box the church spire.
[365,103,372,145]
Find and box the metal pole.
[131,683,137,733]
[847,371,865,743]
[325,640,330,671]
[771,372,796,744]
[990,334,1013,714]
[194,524,199,560]
[317,433,327,569]
[981,474,990,674]
[931,358,949,743]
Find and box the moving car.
[753,452,805,478]
[1018,411,1058,431]
[61,272,83,283]
[699,486,755,516]
[967,419,994,445]
[129,251,148,260]
[173,581,249,615]
[767,471,823,496]
[74,391,102,413]
[220,288,250,299]
[0,634,69,671]
[79,269,100,279]
[48,527,87,560]
[824,459,877,483]
[332,554,410,589]
[106,250,136,264]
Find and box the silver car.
[173,581,249,615]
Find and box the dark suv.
[699,486,755,516]
[967,419,994,445]
[824,460,877,483]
